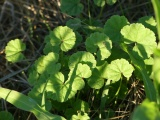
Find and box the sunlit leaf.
[34,52,60,74]
[5,39,26,63]
[76,63,92,78]
[71,112,90,120]
[68,51,96,69]
[47,69,85,102]
[48,26,76,52]
[104,15,129,42]
[60,0,83,16]
[106,58,134,81]
[0,87,66,120]
[131,99,160,120]
[138,16,157,33]
[85,32,112,60]
[121,23,157,59]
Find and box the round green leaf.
[48,71,85,102]
[104,15,129,42]
[60,0,84,16]
[85,32,112,60]
[76,63,92,78]
[5,39,26,63]
[0,111,14,120]
[49,26,76,52]
[66,18,81,30]
[34,52,60,74]
[121,23,157,59]
[87,69,104,89]
[68,51,96,69]
[106,58,134,81]
[131,99,160,120]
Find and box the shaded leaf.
[66,18,81,30]
[85,32,112,60]
[60,0,83,16]
[68,51,96,69]
[138,16,157,34]
[0,111,14,120]
[104,15,129,42]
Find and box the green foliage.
[3,0,160,119]
[131,99,160,120]
[5,39,26,63]
[60,0,83,16]
[106,58,134,82]
[85,32,112,60]
[0,87,65,120]
[0,111,14,120]
[121,23,157,59]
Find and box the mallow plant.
[1,0,160,119]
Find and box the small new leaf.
[5,39,26,63]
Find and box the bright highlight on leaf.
[47,26,76,52]
[60,0,83,16]
[0,87,66,120]
[131,99,160,120]
[34,52,60,74]
[68,51,96,69]
[104,15,129,42]
[5,39,26,63]
[121,23,157,59]
[85,32,112,60]
[138,16,157,33]
[106,58,134,82]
